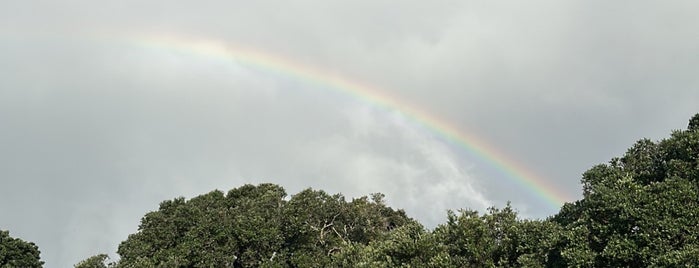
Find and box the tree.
[432,204,524,267]
[331,221,448,267]
[688,113,699,131]
[116,184,288,267]
[74,254,112,268]
[549,113,699,267]
[0,230,43,268]
[77,113,699,267]
[113,184,411,267]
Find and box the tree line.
[3,114,698,267]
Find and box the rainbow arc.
[129,34,571,208]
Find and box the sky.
[1,1,698,267]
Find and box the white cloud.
[2,1,699,267]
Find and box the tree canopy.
[0,230,43,268]
[3,113,699,267]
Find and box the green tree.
[331,221,448,267]
[116,183,287,267]
[279,189,412,267]
[113,184,411,267]
[78,113,699,267]
[433,205,519,267]
[0,230,43,268]
[550,113,699,267]
[688,113,699,131]
[74,254,112,268]
[514,219,565,267]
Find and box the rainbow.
[125,34,571,208]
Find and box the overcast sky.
[2,1,698,267]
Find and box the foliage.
[74,254,113,268]
[551,113,699,267]
[332,221,448,267]
[0,230,43,268]
[111,184,412,267]
[5,113,699,267]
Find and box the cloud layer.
[2,1,698,267]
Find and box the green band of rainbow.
[128,34,571,208]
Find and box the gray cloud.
[2,1,698,267]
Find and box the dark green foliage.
[65,112,699,267]
[688,113,699,131]
[280,189,411,266]
[113,184,412,267]
[331,221,448,267]
[116,184,288,267]
[432,204,565,267]
[74,254,111,268]
[0,230,43,268]
[549,113,699,267]
[330,204,565,267]
[434,207,509,266]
